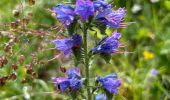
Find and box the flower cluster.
[51,0,127,99]
[53,31,122,57]
[97,73,121,94]
[52,34,82,56]
[53,0,126,28]
[75,0,94,21]
[51,67,82,92]
[53,4,75,27]
[92,30,121,54]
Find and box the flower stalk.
[83,24,91,100]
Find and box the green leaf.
[69,0,76,3]
[105,90,113,100]
[72,47,83,66]
[67,20,77,36]
[95,22,107,35]
[161,40,170,54]
[100,53,112,63]
[164,1,170,11]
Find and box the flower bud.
[18,55,25,64]
[12,10,20,18]
[11,64,18,70]
[29,0,35,5]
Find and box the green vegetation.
[0,0,170,100]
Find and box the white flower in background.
[131,4,142,14]
[150,0,160,3]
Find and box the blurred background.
[0,0,170,100]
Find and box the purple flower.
[102,79,121,93]
[94,0,111,12]
[52,34,82,56]
[51,77,70,92]
[53,4,75,26]
[92,31,121,54]
[69,78,82,91]
[96,8,126,28]
[72,33,82,48]
[66,67,81,79]
[97,73,121,94]
[150,69,158,76]
[102,73,118,80]
[51,67,82,92]
[96,94,107,100]
[75,0,94,21]
[97,73,118,83]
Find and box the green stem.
[83,24,91,100]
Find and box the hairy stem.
[83,25,91,100]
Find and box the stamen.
[120,22,136,25]
[43,48,56,51]
[48,53,63,62]
[115,51,134,54]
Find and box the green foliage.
[0,0,170,100]
[100,53,112,63]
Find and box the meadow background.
[0,0,170,100]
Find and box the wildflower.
[51,67,82,92]
[96,8,126,28]
[75,0,94,21]
[71,33,82,48]
[69,78,82,91]
[150,69,158,76]
[53,4,75,26]
[97,73,118,83]
[97,73,121,94]
[93,0,111,12]
[101,73,118,80]
[51,77,70,92]
[143,50,154,59]
[96,94,107,100]
[52,34,82,56]
[92,31,121,54]
[67,67,81,79]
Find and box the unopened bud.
[12,10,20,17]
[18,55,25,64]
[11,64,18,70]
[22,18,29,25]
[29,0,35,5]
[60,66,66,73]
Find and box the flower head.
[150,69,158,76]
[69,78,82,91]
[97,73,121,94]
[66,67,81,79]
[75,0,94,21]
[143,50,154,59]
[51,67,82,93]
[97,73,118,83]
[72,34,82,48]
[53,4,75,26]
[92,31,121,54]
[52,34,82,56]
[51,77,70,92]
[96,8,126,28]
[95,94,107,100]
[94,0,111,12]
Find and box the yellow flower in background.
[143,50,155,59]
